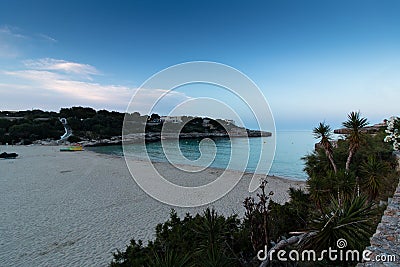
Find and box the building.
[224,119,235,125]
[160,116,183,123]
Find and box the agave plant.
[307,196,375,252]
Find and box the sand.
[0,145,305,266]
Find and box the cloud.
[0,25,28,39]
[0,25,27,58]
[23,58,99,80]
[1,59,191,113]
[37,33,57,43]
[0,25,57,58]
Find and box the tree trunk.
[345,149,354,172]
[258,232,317,267]
[327,152,337,174]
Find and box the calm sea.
[90,131,315,180]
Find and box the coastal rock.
[31,129,273,147]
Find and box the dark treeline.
[0,107,236,145]
[0,107,125,144]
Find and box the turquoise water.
[89,131,315,180]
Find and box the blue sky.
[0,0,399,130]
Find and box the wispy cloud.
[24,58,100,80]
[0,25,57,58]
[0,25,27,58]
[0,25,28,39]
[37,33,57,43]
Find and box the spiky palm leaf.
[196,246,234,267]
[192,209,236,266]
[151,249,193,267]
[360,156,387,202]
[332,169,356,203]
[307,196,375,252]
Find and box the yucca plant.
[360,156,387,202]
[332,169,356,203]
[313,122,337,173]
[342,111,368,172]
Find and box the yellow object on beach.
[60,145,84,152]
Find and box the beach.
[0,145,305,266]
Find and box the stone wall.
[356,179,400,266]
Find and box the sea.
[90,131,316,180]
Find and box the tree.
[313,122,337,174]
[342,111,368,172]
[149,113,161,122]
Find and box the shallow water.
[91,131,315,180]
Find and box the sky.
[0,0,399,130]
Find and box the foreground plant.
[258,196,375,267]
[384,116,400,151]
[342,111,368,172]
[313,122,337,174]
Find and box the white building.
[224,119,235,125]
[160,116,183,123]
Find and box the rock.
[0,152,18,159]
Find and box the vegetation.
[110,111,398,267]
[342,111,369,171]
[111,187,313,267]
[0,107,236,145]
[0,107,125,144]
[384,116,400,150]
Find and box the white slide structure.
[59,118,72,141]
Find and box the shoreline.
[85,146,306,182]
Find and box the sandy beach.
[0,145,305,266]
